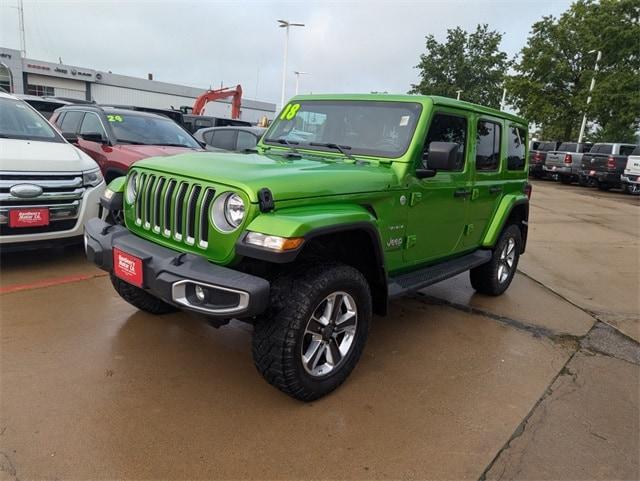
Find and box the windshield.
[264,100,422,158]
[108,113,200,148]
[0,97,63,143]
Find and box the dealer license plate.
[113,247,144,287]
[9,208,49,228]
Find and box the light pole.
[500,87,507,111]
[278,19,305,108]
[456,89,463,100]
[578,50,602,144]
[293,71,309,95]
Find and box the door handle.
[489,186,503,194]
[454,189,471,198]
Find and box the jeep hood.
[135,151,399,202]
[0,138,98,172]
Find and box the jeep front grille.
[134,173,214,249]
[0,171,85,234]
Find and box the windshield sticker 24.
[279,103,301,120]
[107,114,124,122]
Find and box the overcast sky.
[1,0,572,106]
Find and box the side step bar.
[388,250,492,298]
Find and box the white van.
[0,92,105,249]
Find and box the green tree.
[507,0,640,142]
[410,24,510,108]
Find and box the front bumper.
[84,217,270,319]
[0,182,103,246]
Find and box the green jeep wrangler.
[85,94,531,401]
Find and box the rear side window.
[209,130,236,150]
[507,126,527,170]
[59,110,83,134]
[620,145,637,156]
[475,121,501,171]
[423,112,467,171]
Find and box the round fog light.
[194,285,206,303]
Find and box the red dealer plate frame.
[113,247,144,287]
[9,208,49,228]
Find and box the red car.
[51,105,203,183]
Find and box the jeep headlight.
[211,192,245,232]
[225,193,245,227]
[126,172,138,204]
[83,168,103,187]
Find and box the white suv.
[0,92,105,249]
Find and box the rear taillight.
[607,156,616,169]
[564,153,572,164]
[533,152,542,162]
[524,183,532,199]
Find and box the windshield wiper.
[157,143,196,148]
[309,142,354,159]
[263,138,301,157]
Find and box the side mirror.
[426,141,459,171]
[415,168,437,179]
[79,132,109,145]
[62,132,78,143]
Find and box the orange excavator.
[191,84,243,118]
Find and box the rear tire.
[110,274,177,314]
[470,224,522,296]
[252,262,371,401]
[597,181,611,191]
[559,175,572,185]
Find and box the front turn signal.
[244,232,304,251]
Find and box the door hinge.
[410,192,422,206]
[471,188,480,200]
[406,234,417,248]
[464,224,475,235]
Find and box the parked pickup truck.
[529,141,559,178]
[579,143,638,190]
[621,145,640,194]
[544,142,593,184]
[85,94,531,401]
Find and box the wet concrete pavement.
[1,181,638,480]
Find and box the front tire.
[470,224,522,296]
[110,274,177,314]
[252,262,371,401]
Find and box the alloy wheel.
[498,237,516,284]
[301,291,358,377]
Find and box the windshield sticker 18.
[107,115,123,122]
[279,103,300,120]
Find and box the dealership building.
[0,46,276,123]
